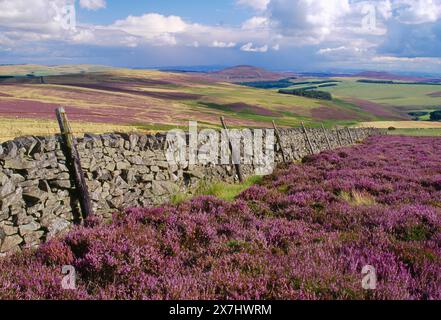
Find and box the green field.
[318,78,441,109]
[1,65,440,141]
[0,66,380,142]
[388,128,441,136]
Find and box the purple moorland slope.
[0,136,440,300]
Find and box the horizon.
[2,63,441,78]
[1,0,441,75]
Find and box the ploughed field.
[0,136,440,300]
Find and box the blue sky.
[1,0,441,75]
[78,0,252,25]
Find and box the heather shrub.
[0,136,439,300]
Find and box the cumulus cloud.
[267,0,351,38]
[0,0,70,33]
[393,0,441,24]
[110,13,188,45]
[240,42,268,52]
[211,41,236,48]
[241,16,269,30]
[1,0,441,72]
[79,0,106,10]
[317,45,368,60]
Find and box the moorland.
[0,64,441,142]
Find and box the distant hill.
[205,65,296,82]
[0,64,113,77]
[353,71,427,82]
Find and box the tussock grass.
[340,190,376,207]
[171,175,263,204]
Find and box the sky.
[1,0,441,74]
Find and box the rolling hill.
[204,65,296,82]
[1,64,440,141]
[0,65,376,141]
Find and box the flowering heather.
[0,136,440,300]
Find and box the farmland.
[0,135,439,300]
[0,65,384,142]
[1,65,441,142]
[310,78,441,117]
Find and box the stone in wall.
[0,127,384,254]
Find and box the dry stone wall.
[0,127,383,255]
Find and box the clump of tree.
[319,83,338,88]
[279,88,333,100]
[357,79,441,86]
[408,111,429,120]
[358,79,395,84]
[408,111,429,117]
[429,110,441,121]
[239,77,297,89]
[290,80,341,86]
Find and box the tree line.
[278,88,333,100]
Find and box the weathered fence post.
[321,123,332,149]
[336,128,343,146]
[354,128,360,141]
[56,107,93,219]
[301,122,315,155]
[347,127,354,144]
[272,120,287,163]
[220,116,244,183]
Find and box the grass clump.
[171,175,263,204]
[340,190,376,207]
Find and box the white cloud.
[79,0,106,10]
[211,41,236,48]
[1,0,441,72]
[111,13,187,46]
[0,0,70,33]
[372,55,441,63]
[268,0,351,38]
[241,16,269,30]
[237,0,270,11]
[112,13,188,36]
[240,42,268,52]
[317,46,366,55]
[393,0,441,24]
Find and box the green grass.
[171,175,263,204]
[318,79,441,109]
[388,128,441,136]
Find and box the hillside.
[1,64,440,142]
[205,65,296,82]
[353,71,428,82]
[0,65,375,141]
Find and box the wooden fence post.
[220,116,244,183]
[321,123,332,149]
[354,128,360,141]
[272,120,287,163]
[301,122,314,155]
[336,128,343,146]
[347,127,354,144]
[56,107,93,219]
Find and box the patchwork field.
[0,66,377,142]
[316,79,441,118]
[1,65,440,142]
